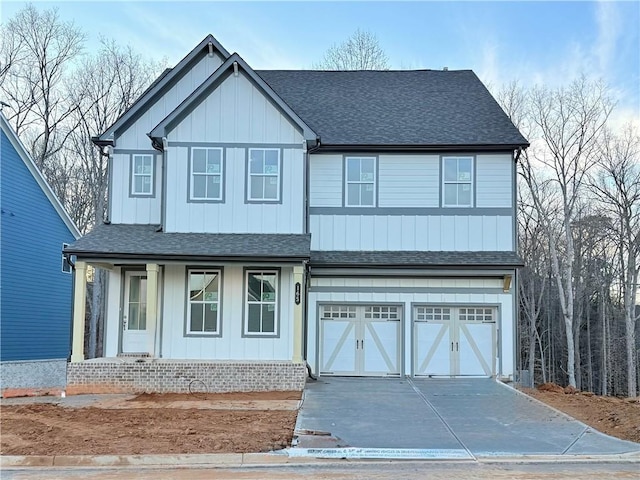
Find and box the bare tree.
[0,4,85,175]
[314,29,389,70]
[64,39,163,357]
[590,125,640,396]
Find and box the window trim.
[129,154,156,197]
[188,147,225,203]
[245,148,282,204]
[184,267,223,337]
[441,155,474,208]
[344,156,377,207]
[62,243,72,274]
[242,267,281,338]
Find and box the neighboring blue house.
[0,112,80,397]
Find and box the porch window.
[345,156,376,206]
[442,156,473,207]
[187,270,221,335]
[247,148,280,202]
[244,270,279,336]
[190,148,223,201]
[131,154,154,196]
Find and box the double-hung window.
[131,155,154,196]
[62,243,72,273]
[248,148,280,202]
[345,156,376,206]
[187,269,221,335]
[245,270,278,336]
[442,156,473,207]
[190,148,223,201]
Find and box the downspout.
[64,250,76,363]
[303,138,321,380]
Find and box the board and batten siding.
[1,130,76,361]
[163,71,305,234]
[310,215,513,251]
[164,146,303,233]
[476,154,513,207]
[167,72,303,144]
[161,265,294,360]
[115,53,225,150]
[109,153,162,224]
[306,276,514,378]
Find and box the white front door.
[319,305,402,376]
[413,306,496,377]
[122,271,150,354]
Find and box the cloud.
[594,0,621,76]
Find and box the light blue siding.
[476,154,513,207]
[378,154,439,207]
[1,129,76,361]
[309,155,342,207]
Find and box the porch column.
[146,264,159,356]
[292,265,304,364]
[70,261,87,363]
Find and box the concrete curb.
[3,450,640,468]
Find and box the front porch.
[64,226,312,393]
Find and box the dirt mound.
[537,382,565,393]
[523,389,640,443]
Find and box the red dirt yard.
[0,391,300,456]
[522,384,640,444]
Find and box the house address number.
[295,282,301,305]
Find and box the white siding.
[116,53,225,150]
[307,276,514,378]
[476,154,513,207]
[310,214,513,251]
[160,264,293,361]
[309,154,342,207]
[164,146,304,233]
[110,153,162,224]
[378,154,439,207]
[167,72,303,144]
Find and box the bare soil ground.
[0,391,301,455]
[521,383,640,444]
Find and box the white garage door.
[414,306,496,377]
[319,305,402,377]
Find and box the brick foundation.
[66,359,307,394]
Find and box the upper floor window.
[131,154,154,196]
[442,156,473,207]
[248,148,280,202]
[190,148,223,201]
[244,269,279,336]
[187,269,221,335]
[345,156,376,207]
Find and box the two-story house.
[64,35,527,394]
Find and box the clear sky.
[3,1,639,125]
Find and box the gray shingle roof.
[310,250,523,268]
[65,224,311,261]
[257,70,528,147]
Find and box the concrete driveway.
[294,377,640,458]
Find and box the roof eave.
[315,143,529,153]
[67,251,310,263]
[309,262,524,269]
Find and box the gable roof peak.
[94,34,230,144]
